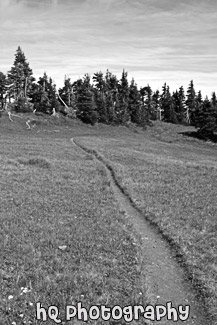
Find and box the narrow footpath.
[72,137,211,325]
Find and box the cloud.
[0,0,216,96]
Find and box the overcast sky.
[0,0,217,96]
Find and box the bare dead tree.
[51,107,59,118]
[26,119,31,129]
[57,92,69,109]
[157,107,163,121]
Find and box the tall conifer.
[0,72,6,109]
[7,46,35,101]
[186,80,196,125]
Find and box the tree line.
[0,46,217,137]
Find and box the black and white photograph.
[0,0,216,324]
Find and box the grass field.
[78,121,217,322]
[0,114,217,324]
[0,115,148,324]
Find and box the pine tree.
[128,78,142,125]
[211,91,217,107]
[195,96,217,137]
[104,70,119,123]
[197,90,203,105]
[177,86,186,124]
[93,71,105,93]
[48,77,59,112]
[117,70,130,124]
[140,85,154,120]
[30,83,42,110]
[152,90,160,120]
[194,90,203,123]
[186,80,196,125]
[210,92,217,132]
[7,46,35,102]
[159,83,167,121]
[31,73,58,114]
[160,84,177,123]
[36,73,51,113]
[0,72,6,109]
[93,72,108,123]
[172,87,186,124]
[74,75,98,125]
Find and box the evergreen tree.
[128,78,142,125]
[0,72,6,109]
[152,90,160,120]
[211,91,217,107]
[210,91,217,132]
[171,90,179,121]
[138,87,149,127]
[195,96,217,137]
[196,90,203,105]
[30,82,42,109]
[73,75,98,125]
[176,86,186,124]
[168,94,178,124]
[160,84,177,123]
[186,80,196,125]
[140,85,154,120]
[31,79,46,113]
[31,73,58,113]
[105,92,116,123]
[93,71,105,93]
[7,46,35,102]
[47,77,58,110]
[194,90,203,123]
[93,72,108,123]
[159,83,167,121]
[117,70,130,124]
[37,73,51,113]
[104,70,119,123]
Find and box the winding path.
[72,137,211,325]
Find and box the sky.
[0,0,217,97]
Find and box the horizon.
[0,0,217,97]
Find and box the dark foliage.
[194,97,217,137]
[2,47,217,135]
[14,97,34,113]
[7,46,35,103]
[186,80,196,125]
[0,71,7,109]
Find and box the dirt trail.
[72,137,211,325]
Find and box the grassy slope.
[0,116,148,324]
[78,121,217,322]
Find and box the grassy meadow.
[0,114,217,323]
[0,116,148,324]
[78,121,217,322]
